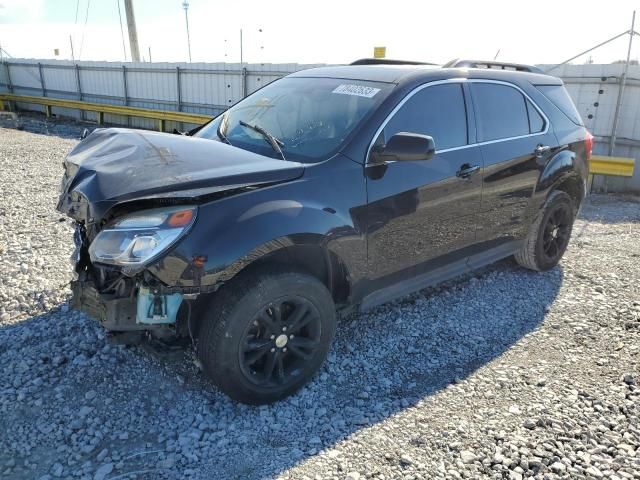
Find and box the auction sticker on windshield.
[332,84,381,98]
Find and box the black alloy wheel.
[239,297,322,387]
[197,267,336,405]
[515,190,576,271]
[541,202,573,264]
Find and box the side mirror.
[370,132,436,164]
[80,128,90,140]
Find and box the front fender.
[147,169,367,289]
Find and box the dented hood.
[57,128,304,224]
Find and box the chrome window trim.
[366,78,550,161]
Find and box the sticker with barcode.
[332,84,380,98]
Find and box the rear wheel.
[515,191,575,271]
[197,267,336,405]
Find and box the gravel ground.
[0,120,638,480]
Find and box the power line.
[117,0,128,61]
[78,0,91,60]
[0,46,14,58]
[71,0,81,61]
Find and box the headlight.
[89,206,197,269]
[60,162,79,194]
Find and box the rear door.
[469,81,556,256]
[364,81,483,294]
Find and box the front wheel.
[197,267,336,405]
[515,191,575,271]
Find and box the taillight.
[585,131,593,160]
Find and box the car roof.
[287,65,440,83]
[288,64,562,86]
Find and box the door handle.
[534,144,551,158]
[456,164,480,178]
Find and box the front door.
[363,82,483,295]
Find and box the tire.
[515,191,575,271]
[197,266,336,405]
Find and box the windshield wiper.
[239,120,286,161]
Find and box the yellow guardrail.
[0,93,211,131]
[589,155,635,177]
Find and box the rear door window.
[382,83,468,150]
[536,84,584,126]
[471,83,531,141]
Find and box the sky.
[0,0,639,66]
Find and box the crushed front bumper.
[70,280,141,331]
[70,279,187,332]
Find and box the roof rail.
[443,59,544,74]
[350,58,436,66]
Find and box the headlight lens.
[89,206,196,267]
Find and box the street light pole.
[182,1,192,62]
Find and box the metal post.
[38,62,47,97]
[122,65,129,105]
[609,11,636,156]
[75,64,84,120]
[69,35,75,62]
[4,62,12,94]
[241,66,247,98]
[176,67,182,111]
[3,61,13,111]
[75,64,82,101]
[124,0,141,62]
[240,28,243,64]
[122,65,130,127]
[177,66,183,131]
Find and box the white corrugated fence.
[0,59,325,132]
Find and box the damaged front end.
[57,127,304,340]
[68,206,198,339]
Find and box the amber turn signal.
[167,209,194,227]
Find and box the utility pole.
[182,1,192,62]
[609,10,636,156]
[124,0,141,62]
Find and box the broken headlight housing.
[89,206,197,269]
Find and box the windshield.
[195,77,393,162]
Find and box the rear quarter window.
[526,100,545,133]
[536,84,584,126]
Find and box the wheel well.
[242,244,351,305]
[554,175,584,213]
[186,244,351,337]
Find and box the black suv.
[58,59,591,404]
